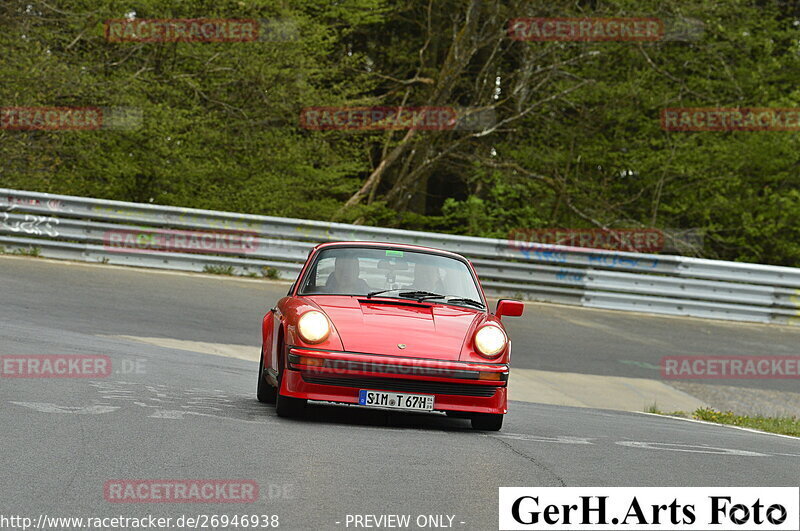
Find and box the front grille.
[302,375,500,398]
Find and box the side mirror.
[496,299,524,318]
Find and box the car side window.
[300,256,335,293]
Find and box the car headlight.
[297,310,330,344]
[474,325,507,358]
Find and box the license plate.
[358,390,434,411]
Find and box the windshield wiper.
[399,291,446,302]
[367,290,480,307]
[365,289,446,303]
[445,297,485,309]
[366,288,402,298]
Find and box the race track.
[1,255,799,530]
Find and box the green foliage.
[645,403,686,417]
[202,264,235,275]
[12,246,42,257]
[0,0,382,215]
[261,266,280,279]
[2,0,799,265]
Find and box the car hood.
[305,296,482,360]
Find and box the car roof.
[313,241,469,261]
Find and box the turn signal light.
[297,356,325,367]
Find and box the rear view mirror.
[496,299,524,318]
[377,258,409,271]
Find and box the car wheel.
[471,413,503,431]
[256,350,277,404]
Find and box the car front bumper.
[280,347,508,414]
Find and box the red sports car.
[257,241,523,430]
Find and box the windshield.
[298,247,483,305]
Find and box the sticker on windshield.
[385,250,404,257]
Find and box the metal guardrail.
[2,188,799,326]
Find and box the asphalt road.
[1,256,799,530]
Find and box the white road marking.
[616,441,770,456]
[147,409,214,419]
[85,381,270,423]
[10,402,119,414]
[492,433,596,445]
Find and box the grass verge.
[645,403,686,417]
[693,407,800,437]
[646,404,800,437]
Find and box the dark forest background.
[2,0,800,265]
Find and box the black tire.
[471,413,503,431]
[256,351,277,404]
[276,390,306,418]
